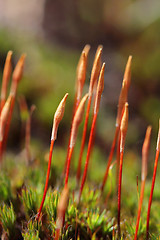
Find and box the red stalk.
[134,126,151,240]
[146,120,160,239]
[134,180,145,240]
[63,48,89,175]
[117,150,124,238]
[100,126,119,192]
[79,63,105,200]
[36,93,68,221]
[116,132,121,185]
[117,103,129,238]
[65,146,74,187]
[101,56,132,193]
[76,46,103,183]
[2,54,26,156]
[76,96,91,182]
[36,139,55,221]
[63,100,79,176]
[146,150,159,239]
[64,94,88,187]
[79,113,97,201]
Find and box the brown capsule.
[56,186,69,229]
[70,94,88,148]
[141,126,152,181]
[51,93,68,141]
[89,46,103,97]
[116,56,132,127]
[76,52,87,102]
[1,51,13,100]
[116,80,128,127]
[0,96,12,141]
[77,44,90,71]
[123,55,132,90]
[94,63,105,115]
[10,54,26,96]
[120,103,129,152]
[156,119,160,151]
[76,45,90,95]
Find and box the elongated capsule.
[77,44,90,72]
[10,54,26,97]
[156,119,160,151]
[116,80,128,127]
[0,96,12,141]
[1,51,13,101]
[123,56,132,90]
[70,94,88,148]
[116,56,132,127]
[120,103,129,152]
[76,52,87,102]
[51,93,69,141]
[141,126,152,181]
[89,46,103,97]
[56,186,69,229]
[94,63,105,115]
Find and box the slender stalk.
[64,94,88,187]
[63,98,79,176]
[117,150,124,238]
[116,132,121,185]
[79,63,105,200]
[134,180,145,240]
[101,56,132,192]
[36,139,55,221]
[134,126,151,240]
[76,96,91,182]
[101,126,119,192]
[2,54,26,156]
[36,93,68,221]
[76,46,103,183]
[79,113,97,200]
[55,229,60,240]
[146,150,159,239]
[146,120,160,239]
[65,146,74,187]
[63,48,89,175]
[117,103,129,238]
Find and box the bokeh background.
[0,0,160,166]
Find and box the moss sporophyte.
[0,47,159,240]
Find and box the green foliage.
[20,188,40,219]
[22,221,40,240]
[45,189,59,222]
[0,173,12,202]
[126,218,145,239]
[0,203,16,237]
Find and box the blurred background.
[0,0,160,165]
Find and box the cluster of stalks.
[1,47,160,239]
[35,46,160,239]
[0,51,26,162]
